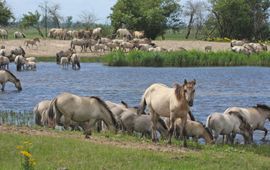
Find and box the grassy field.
[103,50,270,67]
[0,126,270,170]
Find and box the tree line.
[1,0,270,40]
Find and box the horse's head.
[183,79,196,106]
[15,79,22,91]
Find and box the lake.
[1,62,270,142]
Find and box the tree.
[209,0,270,40]
[47,3,63,28]
[0,0,14,26]
[80,11,97,29]
[184,0,206,39]
[20,11,44,37]
[65,16,73,28]
[110,0,180,39]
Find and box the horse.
[24,39,38,49]
[14,31,26,39]
[14,55,26,71]
[60,57,69,69]
[47,92,117,138]
[0,29,8,39]
[223,104,270,141]
[70,38,87,52]
[10,47,26,62]
[0,70,22,91]
[70,53,80,70]
[206,112,253,144]
[92,27,102,40]
[205,46,212,52]
[56,49,74,64]
[33,100,51,126]
[25,61,36,71]
[0,56,10,70]
[174,119,213,144]
[133,31,144,39]
[138,80,196,147]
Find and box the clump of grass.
[0,111,34,126]
[103,50,270,67]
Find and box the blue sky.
[6,0,118,23]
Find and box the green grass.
[0,129,270,170]
[103,50,270,67]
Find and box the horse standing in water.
[0,70,22,91]
[47,92,117,138]
[138,80,196,147]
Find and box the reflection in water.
[0,63,270,142]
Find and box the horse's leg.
[258,127,268,141]
[150,108,158,142]
[1,83,4,91]
[168,115,176,145]
[84,119,96,139]
[181,117,188,147]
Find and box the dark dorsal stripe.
[254,104,270,111]
[90,96,118,128]
[3,69,19,81]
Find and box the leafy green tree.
[0,0,14,26]
[110,0,180,39]
[209,0,270,40]
[20,11,44,37]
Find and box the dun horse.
[138,80,196,147]
[224,104,270,140]
[47,92,117,138]
[0,70,22,91]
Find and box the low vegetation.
[103,50,270,67]
[0,127,269,170]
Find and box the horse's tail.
[47,98,57,121]
[33,104,42,126]
[206,115,212,129]
[158,117,168,130]
[138,90,148,115]
[91,96,118,129]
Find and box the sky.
[6,0,118,24]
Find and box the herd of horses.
[0,60,269,147]
[29,79,270,147]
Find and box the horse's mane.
[253,104,270,111]
[228,111,251,130]
[3,69,19,81]
[203,125,214,140]
[188,111,196,121]
[158,118,168,130]
[90,96,118,128]
[174,84,183,101]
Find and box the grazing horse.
[47,92,117,138]
[0,70,22,91]
[206,112,253,144]
[14,55,26,71]
[70,53,80,70]
[224,104,270,141]
[33,100,51,126]
[0,56,10,70]
[0,29,8,39]
[138,80,196,147]
[174,119,214,144]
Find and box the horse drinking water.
[0,70,22,91]
[138,79,196,147]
